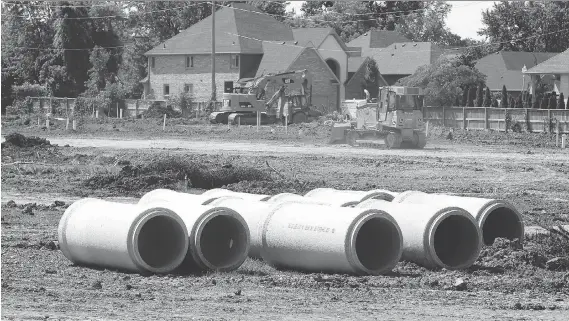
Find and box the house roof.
[524,49,569,74]
[292,27,350,53]
[345,56,388,87]
[255,41,306,76]
[362,42,442,75]
[348,56,366,73]
[347,30,411,49]
[145,3,293,55]
[475,51,558,91]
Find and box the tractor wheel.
[385,132,402,149]
[346,131,360,147]
[414,131,427,149]
[292,112,307,124]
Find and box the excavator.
[209,69,318,125]
[329,86,427,149]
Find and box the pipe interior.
[355,217,402,272]
[136,215,187,270]
[199,215,248,268]
[433,215,479,268]
[482,207,523,245]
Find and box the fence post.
[50,97,53,114]
[556,119,560,147]
[163,113,167,131]
[462,107,467,130]
[135,100,139,117]
[484,107,488,129]
[442,106,446,127]
[66,98,70,117]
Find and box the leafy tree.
[540,94,549,109]
[480,2,569,52]
[475,84,483,107]
[397,56,486,107]
[533,93,541,109]
[558,93,566,110]
[524,94,532,109]
[467,86,476,107]
[454,95,461,107]
[491,97,499,108]
[549,93,557,109]
[85,47,112,96]
[461,86,469,107]
[500,85,508,108]
[483,87,491,107]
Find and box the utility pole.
[210,0,216,105]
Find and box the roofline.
[144,51,255,56]
[345,57,388,87]
[320,30,351,53]
[523,70,569,75]
[305,43,341,83]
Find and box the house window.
[186,56,194,68]
[163,84,170,98]
[184,84,193,95]
[231,54,239,69]
[151,57,155,68]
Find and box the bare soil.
[1,123,569,319]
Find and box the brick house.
[347,30,442,85]
[142,3,342,111]
[475,51,557,97]
[524,48,569,106]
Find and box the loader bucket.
[329,123,351,144]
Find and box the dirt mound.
[83,156,272,196]
[142,103,181,118]
[1,133,51,148]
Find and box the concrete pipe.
[304,188,398,206]
[357,199,482,270]
[261,202,403,275]
[138,189,223,206]
[265,193,332,206]
[208,196,277,259]
[393,191,524,245]
[138,195,250,272]
[200,188,271,201]
[58,198,189,274]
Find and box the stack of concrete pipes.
[58,187,523,276]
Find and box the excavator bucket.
[329,123,351,144]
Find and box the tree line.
[2,1,568,112]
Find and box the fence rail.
[423,106,569,133]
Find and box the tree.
[454,95,461,107]
[525,94,532,109]
[467,86,476,107]
[480,2,569,52]
[483,87,491,107]
[461,86,469,107]
[540,94,549,109]
[397,56,486,107]
[85,47,112,96]
[491,97,499,108]
[549,93,557,109]
[558,93,566,110]
[515,95,523,108]
[475,84,483,107]
[395,1,465,47]
[533,93,541,109]
[500,85,508,108]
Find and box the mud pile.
[83,157,272,195]
[1,133,51,148]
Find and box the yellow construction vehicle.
[209,70,318,125]
[329,86,427,149]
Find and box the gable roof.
[345,56,388,86]
[145,3,293,55]
[363,42,442,75]
[255,41,306,76]
[292,27,350,53]
[347,30,411,49]
[475,51,558,91]
[348,56,366,73]
[524,49,569,74]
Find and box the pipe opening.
[433,215,479,268]
[199,215,248,269]
[482,207,523,245]
[136,215,187,270]
[355,217,401,272]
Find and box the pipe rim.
[304,188,334,197]
[192,207,250,272]
[390,190,424,203]
[346,211,403,275]
[128,208,189,274]
[362,190,397,202]
[426,209,482,270]
[478,200,525,245]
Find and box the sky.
[285,1,497,40]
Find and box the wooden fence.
[24,97,222,118]
[423,106,569,133]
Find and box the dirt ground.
[1,121,569,320]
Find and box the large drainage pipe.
[208,196,277,259]
[58,198,188,274]
[200,188,271,201]
[392,191,524,245]
[305,188,398,206]
[260,202,403,275]
[137,193,250,272]
[265,193,333,206]
[357,199,482,270]
[138,189,228,206]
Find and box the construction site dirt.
[1,124,569,320]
